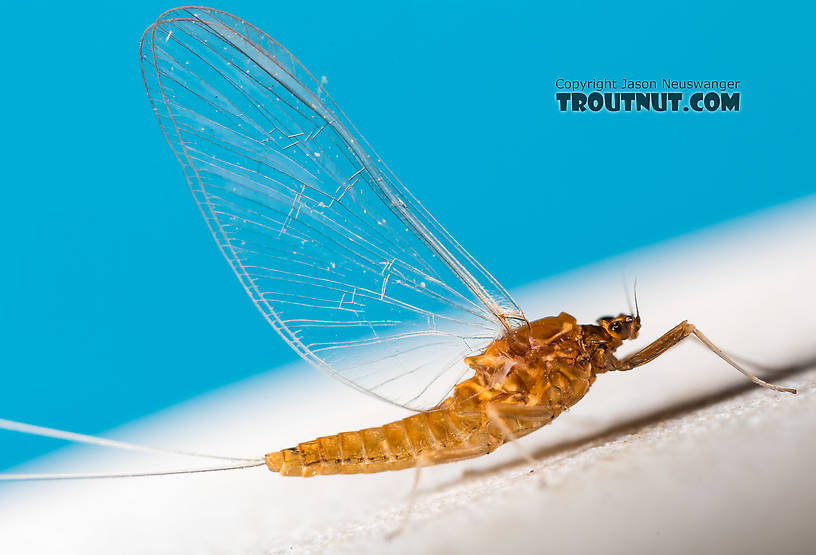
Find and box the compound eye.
[610,321,623,334]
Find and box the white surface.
[1,197,815,554]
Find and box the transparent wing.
[140,7,526,410]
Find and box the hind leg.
[485,403,555,467]
[388,442,498,539]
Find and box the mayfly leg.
[610,321,797,394]
[485,403,555,468]
[390,402,558,536]
[388,441,494,539]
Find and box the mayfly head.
[597,313,641,342]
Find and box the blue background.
[0,1,812,470]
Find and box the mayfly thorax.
[0,6,795,481]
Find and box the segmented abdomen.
[265,407,486,477]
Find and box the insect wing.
[140,7,524,410]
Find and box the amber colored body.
[265,312,628,477]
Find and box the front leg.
[606,321,796,394]
[612,321,693,370]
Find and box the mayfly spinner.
[0,6,795,481]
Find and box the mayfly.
[0,6,795,481]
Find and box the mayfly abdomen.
[265,405,495,477]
